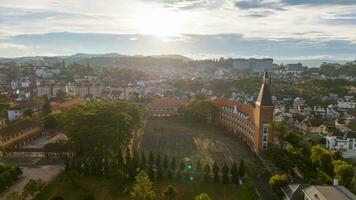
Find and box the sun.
[133,8,183,36]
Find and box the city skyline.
[1,0,356,66]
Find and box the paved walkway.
[0,165,63,199]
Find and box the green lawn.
[35,174,259,200]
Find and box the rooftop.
[0,119,40,137]
[303,185,356,200]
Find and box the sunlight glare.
[134,8,183,36]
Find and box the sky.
[0,0,356,66]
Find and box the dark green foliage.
[23,108,33,117]
[238,159,245,178]
[155,152,161,167]
[222,162,229,184]
[163,185,178,200]
[212,162,219,183]
[141,151,146,167]
[149,151,155,165]
[204,164,211,182]
[148,165,155,181]
[60,101,141,164]
[163,154,169,170]
[230,161,239,185]
[269,174,290,198]
[184,99,215,122]
[44,114,58,129]
[170,157,176,171]
[42,99,52,116]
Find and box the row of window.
[149,107,177,111]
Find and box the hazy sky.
[1,0,356,65]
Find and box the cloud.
[0,43,29,50]
[234,0,283,10]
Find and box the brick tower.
[254,72,274,153]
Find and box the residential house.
[7,102,40,121]
[338,96,355,109]
[303,185,356,200]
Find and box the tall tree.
[212,162,219,183]
[333,160,354,188]
[131,171,155,200]
[155,152,161,166]
[230,161,239,185]
[222,162,229,184]
[170,157,176,171]
[194,193,212,200]
[163,186,178,200]
[141,151,146,167]
[269,174,290,198]
[163,154,169,170]
[60,101,141,163]
[42,99,52,116]
[149,151,155,166]
[204,164,211,182]
[238,159,245,178]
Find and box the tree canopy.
[60,101,142,161]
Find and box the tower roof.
[256,72,273,106]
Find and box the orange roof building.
[148,98,187,117]
[212,72,274,154]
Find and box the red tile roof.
[149,98,187,108]
[212,97,256,123]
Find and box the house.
[75,83,103,98]
[285,63,303,76]
[303,185,356,200]
[148,98,187,117]
[212,72,274,154]
[282,184,310,200]
[7,102,41,121]
[37,83,67,98]
[326,135,356,151]
[298,117,328,134]
[338,96,355,109]
[0,119,42,155]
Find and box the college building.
[212,72,274,154]
[147,72,274,154]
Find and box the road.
[0,165,63,199]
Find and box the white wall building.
[326,135,356,151]
[232,58,273,73]
[337,96,355,109]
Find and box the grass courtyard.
[33,117,276,200]
[140,118,260,169]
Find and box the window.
[262,124,269,150]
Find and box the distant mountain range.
[0,53,351,68]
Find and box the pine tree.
[170,157,176,171]
[204,164,211,182]
[148,165,155,181]
[157,165,163,181]
[155,152,161,167]
[231,161,239,185]
[239,159,245,178]
[163,154,169,170]
[163,186,178,200]
[222,162,229,184]
[131,171,155,200]
[212,161,220,183]
[141,151,147,167]
[149,151,155,165]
